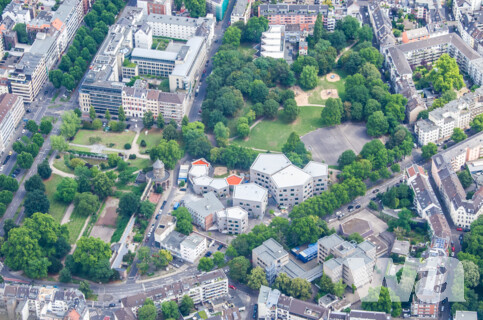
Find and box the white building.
[260,25,286,59]
[146,14,215,45]
[250,154,328,208]
[232,183,268,218]
[154,215,176,245]
[230,0,251,24]
[2,2,31,24]
[216,206,248,234]
[134,23,153,49]
[180,234,207,263]
[0,94,24,155]
[137,0,171,15]
[185,192,225,230]
[192,176,230,198]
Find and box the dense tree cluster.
[1,213,70,279]
[362,286,402,317]
[149,139,183,169]
[282,132,311,167]
[381,184,414,209]
[274,273,312,300]
[49,0,124,90]
[0,175,19,216]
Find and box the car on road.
[0,166,3,172]
[456,227,463,231]
[452,246,455,252]
[155,214,160,219]
[355,205,361,209]
[228,285,236,290]
[109,303,116,308]
[3,155,10,165]
[161,201,167,209]
[373,189,379,194]
[459,234,463,240]
[21,129,25,134]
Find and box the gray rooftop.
[251,153,291,175]
[318,233,345,249]
[253,238,288,266]
[185,192,225,218]
[233,183,268,202]
[182,233,205,249]
[160,230,187,250]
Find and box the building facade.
[0,94,24,155]
[232,183,268,218]
[216,206,248,234]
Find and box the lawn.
[308,69,347,105]
[71,130,136,149]
[44,174,69,223]
[136,128,164,149]
[232,106,323,151]
[65,212,89,244]
[53,158,73,174]
[128,157,151,170]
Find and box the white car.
[21,129,26,134]
[0,166,4,172]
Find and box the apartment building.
[0,93,24,154]
[318,234,376,288]
[232,183,268,218]
[146,14,215,43]
[121,270,228,313]
[154,215,176,245]
[260,25,286,59]
[250,154,328,208]
[230,0,251,24]
[9,53,48,104]
[258,4,329,31]
[160,229,208,262]
[192,176,230,197]
[137,0,171,15]
[402,27,429,43]
[2,1,31,24]
[185,192,225,230]
[180,234,207,263]
[121,85,187,122]
[432,131,483,228]
[0,286,89,320]
[134,23,153,49]
[406,165,443,219]
[216,206,248,234]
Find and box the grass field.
[72,130,135,149]
[65,212,89,244]
[128,157,151,170]
[44,174,69,223]
[308,69,347,105]
[136,129,164,149]
[232,106,323,151]
[53,158,73,174]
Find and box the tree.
[40,119,53,135]
[163,124,178,141]
[328,30,346,52]
[156,113,165,129]
[198,257,214,272]
[62,73,76,91]
[358,25,373,42]
[49,69,64,88]
[152,249,172,270]
[333,280,346,298]
[60,111,81,139]
[366,111,389,137]
[263,99,279,118]
[32,134,44,148]
[51,135,69,152]
[149,139,183,169]
[139,201,155,219]
[247,267,268,290]
[74,192,99,216]
[223,26,242,47]
[321,98,343,126]
[237,122,250,138]
[59,268,72,282]
[89,106,96,120]
[461,260,480,288]
[13,23,28,43]
[451,128,467,143]
[213,251,225,267]
[249,80,269,104]
[319,274,335,295]
[470,113,483,132]
[362,286,401,317]
[179,295,194,316]
[92,172,114,199]
[143,111,155,129]
[55,178,78,203]
[118,106,126,122]
[214,122,230,147]
[138,300,157,320]
[429,54,464,93]
[299,65,318,90]
[421,143,437,160]
[338,150,356,168]
[228,256,250,283]
[3,219,17,240]
[25,175,45,192]
[17,152,34,169]
[313,14,324,43]
[23,190,50,216]
[79,281,93,299]
[243,17,269,42]
[161,300,180,320]
[1,227,42,271]
[26,120,38,133]
[73,237,112,271]
[347,232,364,243]
[458,170,473,189]
[118,192,140,217]
[288,278,312,300]
[274,273,291,293]
[282,99,299,122]
[337,16,360,40]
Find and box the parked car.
[373,189,379,194]
[161,201,167,209]
[228,284,236,290]
[205,251,212,257]
[217,244,223,250]
[355,205,361,209]
[456,227,463,231]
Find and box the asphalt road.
[188,0,237,121]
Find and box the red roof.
[192,159,209,167]
[226,175,242,185]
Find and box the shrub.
[140,140,147,147]
[124,143,131,150]
[129,154,136,160]
[133,233,143,242]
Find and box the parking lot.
[301,123,373,165]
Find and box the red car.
[456,227,463,231]
[452,246,455,252]
[229,285,236,290]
